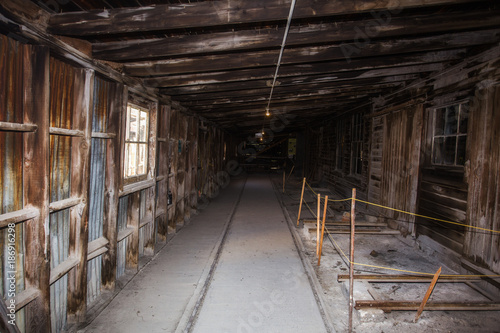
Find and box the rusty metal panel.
[116,195,129,279]
[87,76,110,305]
[48,57,75,333]
[0,34,26,332]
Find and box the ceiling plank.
[160,74,419,95]
[48,0,484,36]
[141,51,458,87]
[124,27,500,76]
[145,63,443,88]
[92,9,500,61]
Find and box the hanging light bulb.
[261,128,265,135]
[265,108,271,117]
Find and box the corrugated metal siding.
[49,57,75,333]
[116,195,129,278]
[0,34,26,332]
[87,76,110,305]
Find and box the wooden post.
[101,82,125,290]
[296,177,306,226]
[67,68,93,324]
[317,195,328,266]
[415,267,442,322]
[23,44,51,332]
[316,193,321,256]
[126,191,140,271]
[349,188,356,333]
[283,170,285,193]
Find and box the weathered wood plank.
[160,74,419,96]
[48,0,485,36]
[101,82,125,290]
[124,33,484,76]
[22,43,51,333]
[67,68,93,323]
[125,192,140,270]
[0,121,37,132]
[92,10,500,61]
[143,60,445,88]
[48,197,81,213]
[0,207,39,228]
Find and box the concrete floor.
[79,175,328,333]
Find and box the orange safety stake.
[317,195,328,266]
[296,177,306,226]
[415,267,442,322]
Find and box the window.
[432,102,468,166]
[351,112,364,175]
[124,104,149,178]
[336,119,346,170]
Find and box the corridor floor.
[79,175,328,333]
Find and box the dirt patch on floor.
[276,176,500,333]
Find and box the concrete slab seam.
[175,176,248,333]
[271,177,338,333]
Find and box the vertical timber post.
[296,178,306,226]
[316,193,320,256]
[317,195,328,266]
[349,188,356,333]
[23,44,51,333]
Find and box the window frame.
[350,112,364,176]
[335,118,346,171]
[123,103,150,183]
[431,101,469,167]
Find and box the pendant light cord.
[265,0,297,114]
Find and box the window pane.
[459,104,469,134]
[128,107,138,141]
[137,144,147,175]
[126,143,138,177]
[444,105,458,135]
[457,135,467,165]
[434,108,445,136]
[139,111,148,142]
[433,137,444,164]
[444,136,457,165]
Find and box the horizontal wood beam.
[48,197,81,213]
[0,207,40,228]
[0,121,38,132]
[92,10,500,61]
[49,256,79,285]
[125,29,500,76]
[144,57,446,88]
[48,0,484,36]
[337,274,483,283]
[148,63,440,88]
[165,78,405,97]
[49,127,84,137]
[355,300,500,311]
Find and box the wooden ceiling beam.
[172,83,400,103]
[92,9,500,61]
[48,0,483,36]
[125,28,497,76]
[160,74,418,95]
[142,52,456,87]
[145,63,442,88]
[178,86,392,107]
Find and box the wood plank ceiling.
[32,0,500,136]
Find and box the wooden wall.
[464,85,500,274]
[368,103,423,235]
[305,109,370,200]
[305,43,500,280]
[0,32,228,332]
